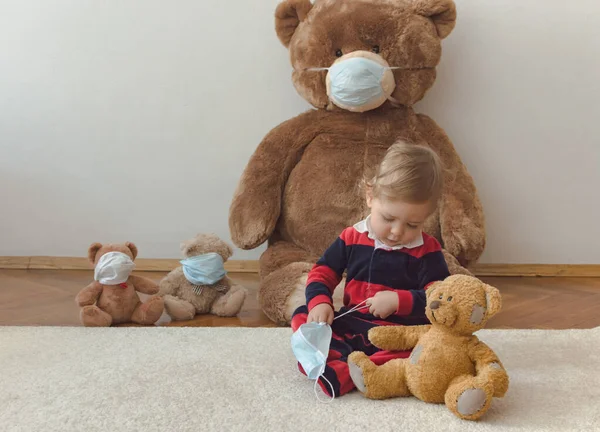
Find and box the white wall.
[1,0,598,264]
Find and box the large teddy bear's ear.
[413,0,457,39]
[275,0,314,47]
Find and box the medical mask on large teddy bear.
[307,51,399,112]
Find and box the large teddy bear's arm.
[468,338,509,398]
[129,275,159,295]
[416,114,486,267]
[368,325,431,351]
[75,281,103,306]
[229,110,325,250]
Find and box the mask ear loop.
[333,299,370,321]
[314,373,336,404]
[304,66,401,73]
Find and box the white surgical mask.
[94,251,135,285]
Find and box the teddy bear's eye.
[372,45,380,54]
[438,294,443,300]
[447,296,453,302]
[335,49,343,58]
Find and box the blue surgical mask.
[291,322,332,379]
[289,301,371,402]
[180,252,226,285]
[291,322,336,402]
[308,56,398,112]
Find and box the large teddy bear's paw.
[259,262,312,326]
[442,249,473,276]
[442,225,485,268]
[445,376,494,421]
[80,305,112,327]
[260,263,344,326]
[443,230,468,263]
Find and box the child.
[291,141,450,398]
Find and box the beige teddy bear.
[158,233,247,320]
[348,274,509,421]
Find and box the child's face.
[366,193,433,247]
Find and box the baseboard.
[0,256,260,273]
[470,264,600,277]
[0,256,599,277]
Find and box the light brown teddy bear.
[229,0,486,326]
[158,234,247,320]
[348,275,509,421]
[76,242,164,327]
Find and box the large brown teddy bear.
[229,0,485,325]
[75,242,164,327]
[158,233,248,320]
[347,275,508,421]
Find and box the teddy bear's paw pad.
[457,388,487,417]
[409,345,423,365]
[348,361,366,393]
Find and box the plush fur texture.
[75,242,164,326]
[347,275,509,421]
[229,0,485,325]
[158,234,247,320]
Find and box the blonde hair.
[364,141,444,204]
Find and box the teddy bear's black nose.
[430,301,441,310]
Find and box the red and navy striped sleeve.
[395,235,450,317]
[305,228,351,311]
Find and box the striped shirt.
[305,217,450,324]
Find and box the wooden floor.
[1,269,599,329]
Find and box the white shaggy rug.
[1,327,599,432]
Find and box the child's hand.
[366,291,398,319]
[307,303,334,325]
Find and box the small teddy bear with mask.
[76,241,164,326]
[158,233,248,320]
